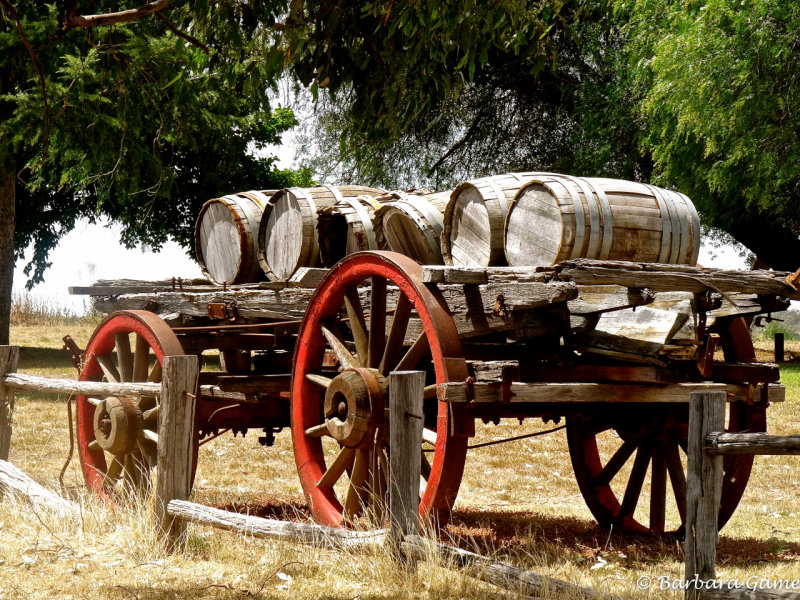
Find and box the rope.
[467,424,567,450]
[59,394,75,490]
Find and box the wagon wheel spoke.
[370,443,388,522]
[422,427,437,446]
[424,384,437,399]
[96,354,121,383]
[650,445,668,533]
[379,294,412,376]
[147,361,162,383]
[618,444,652,523]
[114,333,133,382]
[344,447,372,521]
[664,442,687,522]
[596,439,638,486]
[420,452,432,480]
[103,455,125,487]
[306,374,333,389]
[133,334,150,382]
[368,277,387,369]
[395,333,430,372]
[142,405,159,424]
[304,422,330,438]
[344,287,369,365]
[87,396,103,407]
[321,323,360,370]
[318,447,356,489]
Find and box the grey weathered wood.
[0,346,19,461]
[167,499,386,549]
[400,534,623,600]
[685,391,726,600]
[438,381,784,405]
[421,265,551,284]
[155,355,199,549]
[0,459,79,518]
[388,370,425,551]
[288,267,328,288]
[1,373,243,403]
[558,259,800,299]
[706,432,800,456]
[568,285,655,315]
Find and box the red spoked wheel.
[566,318,766,535]
[76,310,196,500]
[292,251,469,527]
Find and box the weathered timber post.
[155,354,199,550]
[0,346,20,461]
[775,332,785,363]
[388,370,425,556]
[685,390,726,600]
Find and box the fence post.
[685,390,726,600]
[155,354,199,550]
[388,370,425,556]
[0,346,20,461]
[775,332,785,363]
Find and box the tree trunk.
[0,169,14,346]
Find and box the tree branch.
[62,0,172,30]
[0,0,50,156]
[155,11,208,54]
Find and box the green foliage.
[616,0,800,266]
[1,2,307,284]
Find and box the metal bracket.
[208,301,239,322]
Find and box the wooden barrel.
[373,190,451,265]
[258,185,383,280]
[443,172,549,267]
[504,175,700,266]
[194,190,277,285]
[316,195,385,268]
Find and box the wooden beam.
[706,433,800,456]
[388,370,425,552]
[0,346,19,461]
[438,381,784,404]
[0,459,78,518]
[401,534,623,600]
[167,499,386,549]
[685,390,726,600]
[155,355,199,549]
[567,285,655,315]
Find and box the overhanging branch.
[62,0,172,30]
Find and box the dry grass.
[3,319,800,599]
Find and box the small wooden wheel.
[566,318,766,535]
[76,310,197,499]
[292,251,469,527]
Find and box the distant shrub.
[10,291,94,326]
[751,309,800,341]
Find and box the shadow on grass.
[445,508,800,568]
[17,346,77,370]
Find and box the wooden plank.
[155,355,200,549]
[388,371,424,551]
[288,267,328,289]
[93,287,317,321]
[3,372,161,397]
[167,499,386,549]
[0,459,79,518]
[422,265,558,284]
[438,381,784,404]
[0,346,19,461]
[558,259,800,299]
[706,433,800,456]
[400,534,624,600]
[567,285,655,314]
[685,391,726,600]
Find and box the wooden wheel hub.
[92,396,142,455]
[324,368,385,448]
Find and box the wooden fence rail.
[685,391,800,600]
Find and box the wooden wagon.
[69,251,797,536]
